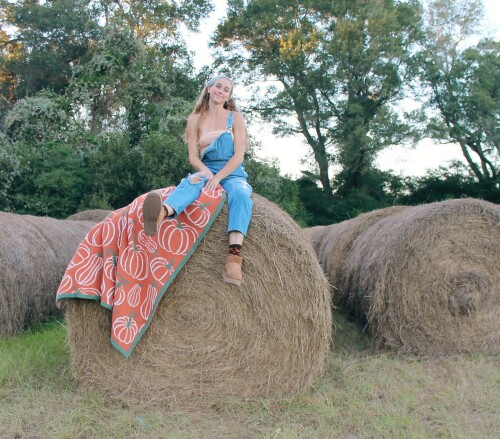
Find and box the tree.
[419,0,499,185]
[92,0,212,42]
[0,0,99,105]
[0,92,93,216]
[213,0,422,201]
[399,161,500,205]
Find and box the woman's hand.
[204,175,221,191]
[197,168,214,180]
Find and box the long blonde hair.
[184,76,238,142]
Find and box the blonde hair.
[184,76,238,142]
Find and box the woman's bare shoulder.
[186,113,201,127]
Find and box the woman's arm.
[204,112,247,191]
[185,114,215,179]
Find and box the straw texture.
[66,209,111,222]
[65,194,332,407]
[0,212,95,334]
[307,199,500,356]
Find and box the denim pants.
[164,165,253,236]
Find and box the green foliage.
[136,131,191,190]
[0,132,19,211]
[419,0,499,184]
[297,168,406,226]
[5,140,90,217]
[244,155,306,224]
[0,0,99,102]
[399,162,500,205]
[214,0,423,200]
[2,92,70,142]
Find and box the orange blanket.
[56,186,225,358]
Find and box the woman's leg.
[143,173,206,236]
[221,177,253,285]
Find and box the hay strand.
[65,194,332,407]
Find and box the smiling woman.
[142,75,253,285]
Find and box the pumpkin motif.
[113,314,139,345]
[138,230,157,253]
[119,237,149,280]
[202,187,224,199]
[116,214,126,246]
[75,254,103,286]
[150,257,175,283]
[128,197,140,215]
[114,285,126,306]
[68,244,90,269]
[185,200,211,228]
[102,284,115,305]
[127,284,142,307]
[140,284,158,320]
[84,224,103,247]
[158,218,199,255]
[103,254,117,281]
[100,218,117,247]
[58,274,72,293]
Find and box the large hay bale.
[66,209,111,222]
[0,212,95,334]
[65,194,332,407]
[301,225,327,253]
[343,198,500,356]
[307,206,408,306]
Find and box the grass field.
[0,312,498,439]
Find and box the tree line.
[0,0,498,225]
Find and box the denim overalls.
[164,111,253,236]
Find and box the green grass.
[0,313,498,439]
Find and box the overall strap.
[225,111,234,130]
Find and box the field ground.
[0,311,498,439]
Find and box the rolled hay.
[343,198,500,356]
[301,225,327,253]
[66,209,111,222]
[307,206,409,306]
[65,194,332,408]
[0,212,96,334]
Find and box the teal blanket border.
[57,192,226,359]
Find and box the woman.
[142,76,253,286]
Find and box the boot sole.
[143,191,162,236]
[223,270,242,286]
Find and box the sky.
[183,0,500,178]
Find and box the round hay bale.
[343,198,500,356]
[307,206,408,306]
[65,194,332,407]
[0,212,95,334]
[301,225,327,253]
[66,209,111,222]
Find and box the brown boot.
[143,190,166,236]
[223,254,243,286]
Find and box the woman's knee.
[226,180,252,199]
[188,172,206,185]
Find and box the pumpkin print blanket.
[56,186,225,358]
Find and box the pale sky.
[183,0,500,178]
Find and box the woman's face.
[208,78,232,104]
